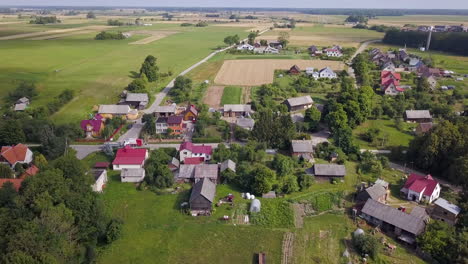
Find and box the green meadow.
[220,86,242,105]
[0,23,247,123]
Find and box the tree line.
[29,16,60,24]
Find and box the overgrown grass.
[353,119,416,149]
[220,86,242,105]
[250,199,294,228]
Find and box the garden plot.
[214,59,344,86]
[203,85,224,108]
[128,30,179,44]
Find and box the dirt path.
[241,86,251,104]
[0,26,112,40]
[292,204,305,228]
[282,232,295,264]
[128,30,178,45]
[203,85,224,109]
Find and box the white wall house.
[319,67,337,79]
[120,168,146,183]
[400,174,441,204]
[91,170,108,193]
[325,48,343,57]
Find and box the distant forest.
[383,30,468,56]
[2,7,468,16]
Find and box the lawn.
[96,176,284,264]
[353,119,416,150]
[220,86,242,105]
[0,23,247,123]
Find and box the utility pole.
[426,26,433,51]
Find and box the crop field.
[214,59,344,86]
[0,22,247,123]
[128,30,179,44]
[203,85,225,108]
[220,86,242,105]
[0,25,112,40]
[259,24,384,47]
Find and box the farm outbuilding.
[250,199,261,213]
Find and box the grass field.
[220,86,242,105]
[369,15,468,26]
[0,23,247,123]
[353,119,416,150]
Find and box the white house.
[264,46,279,54]
[319,67,337,79]
[120,168,146,183]
[324,48,343,57]
[91,169,108,192]
[179,142,213,162]
[237,43,254,51]
[400,173,441,204]
[112,146,148,170]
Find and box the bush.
[105,218,124,244]
[107,19,124,26]
[250,200,294,228]
[180,23,193,27]
[95,31,126,40]
[352,234,379,259]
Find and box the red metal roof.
[0,144,29,165]
[381,71,401,80]
[94,162,110,168]
[112,146,147,165]
[180,142,212,155]
[0,179,23,191]
[184,157,205,165]
[21,165,39,178]
[80,119,104,133]
[404,173,438,196]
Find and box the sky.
[1,0,468,9]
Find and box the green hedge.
[192,137,222,143]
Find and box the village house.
[179,142,212,162]
[112,146,148,170]
[124,93,149,110]
[313,164,346,178]
[91,169,108,192]
[155,115,184,135]
[404,110,433,123]
[289,65,301,75]
[80,118,105,138]
[237,43,254,51]
[14,97,30,111]
[223,104,252,117]
[356,183,388,204]
[189,178,216,215]
[319,67,337,79]
[291,140,314,161]
[415,122,434,135]
[398,49,410,62]
[168,157,180,172]
[268,41,283,49]
[120,168,146,183]
[0,144,33,168]
[184,104,198,121]
[0,178,24,191]
[220,159,236,173]
[154,104,177,117]
[284,95,313,112]
[98,105,138,120]
[236,117,255,131]
[177,164,219,183]
[431,198,461,225]
[308,45,321,56]
[400,173,440,203]
[408,58,424,72]
[360,199,427,244]
[323,47,343,57]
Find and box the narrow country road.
[347,39,381,80]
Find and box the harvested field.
[214,23,272,32]
[128,30,179,44]
[0,26,112,40]
[214,59,345,86]
[203,85,224,108]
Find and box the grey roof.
[365,184,387,200]
[286,96,313,107]
[91,169,106,181]
[361,199,426,235]
[14,103,27,111]
[224,104,252,112]
[126,93,148,102]
[314,164,346,176]
[410,206,429,220]
[17,97,29,104]
[220,160,236,172]
[170,157,180,168]
[236,118,255,129]
[375,179,389,189]
[190,178,216,203]
[121,168,145,177]
[154,104,176,113]
[319,67,335,75]
[409,58,421,66]
[434,198,461,215]
[178,165,196,179]
[291,113,304,123]
[98,105,131,114]
[405,110,432,119]
[291,140,314,153]
[194,164,219,180]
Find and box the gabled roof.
[319,67,335,75]
[112,146,147,165]
[186,105,198,116]
[17,97,29,104]
[14,104,27,111]
[289,65,301,72]
[223,104,252,113]
[80,119,104,132]
[180,142,212,155]
[1,144,30,165]
[169,157,180,168]
[434,198,461,215]
[126,93,149,102]
[167,115,184,125]
[365,184,387,200]
[194,164,219,179]
[21,165,39,178]
[98,105,131,115]
[403,173,439,196]
[286,96,313,107]
[375,179,389,189]
[361,199,426,236]
[178,164,196,179]
[190,178,216,203]
[184,157,205,165]
[91,169,106,181]
[313,164,346,176]
[381,71,401,80]
[154,104,177,113]
[405,110,432,119]
[220,159,236,172]
[94,162,110,169]
[0,179,23,191]
[291,140,314,153]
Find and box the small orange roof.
[0,179,23,191]
[0,144,29,165]
[20,165,39,179]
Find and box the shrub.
[95,31,125,40]
[105,218,124,244]
[250,200,294,228]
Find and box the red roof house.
[0,179,23,191]
[381,71,401,80]
[112,146,148,170]
[179,142,212,162]
[184,105,199,121]
[183,157,205,165]
[80,119,104,138]
[0,144,33,168]
[400,173,440,203]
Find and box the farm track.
[281,232,295,264]
[128,30,179,44]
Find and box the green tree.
[142,114,156,136]
[86,11,96,19]
[105,218,124,244]
[416,77,431,92]
[127,77,147,92]
[247,32,257,45]
[34,153,48,170]
[0,164,13,178]
[278,31,289,47]
[352,234,379,259]
[0,120,26,145]
[304,107,321,132]
[7,81,38,103]
[282,175,299,194]
[272,154,295,177]
[139,55,159,82]
[251,164,276,195]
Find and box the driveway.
[71,145,102,160]
[118,119,144,143]
[311,129,330,146]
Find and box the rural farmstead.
[0,4,466,264]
